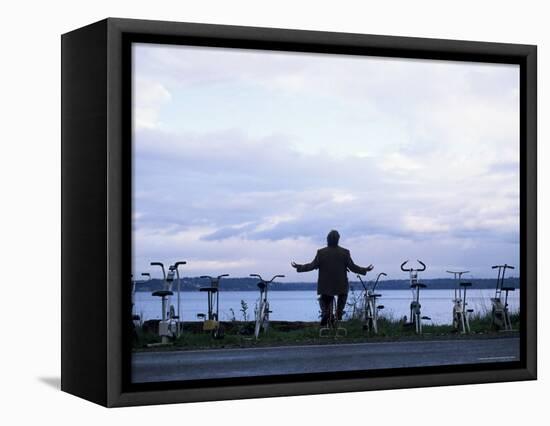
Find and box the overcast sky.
[132,43,520,280]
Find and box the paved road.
[132,337,519,383]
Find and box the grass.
[132,312,520,352]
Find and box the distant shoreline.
[134,288,522,292]
[134,277,520,292]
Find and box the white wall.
[0,0,546,423]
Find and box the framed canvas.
[61,18,537,407]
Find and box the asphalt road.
[132,337,519,383]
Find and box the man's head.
[327,230,340,247]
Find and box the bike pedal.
[336,328,347,337]
[319,328,331,338]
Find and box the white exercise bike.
[356,272,386,334]
[446,270,474,334]
[401,260,431,334]
[250,274,285,339]
[491,264,515,331]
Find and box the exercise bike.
[356,272,386,334]
[491,264,515,331]
[131,272,150,327]
[150,262,178,344]
[198,274,229,339]
[170,261,186,337]
[446,270,474,334]
[318,294,349,338]
[401,260,431,334]
[250,274,285,339]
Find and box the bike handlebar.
[492,264,515,269]
[356,272,386,291]
[401,260,426,272]
[200,274,229,283]
[249,274,285,283]
[374,272,386,283]
[373,272,387,291]
[169,261,186,270]
[150,262,166,279]
[355,274,367,290]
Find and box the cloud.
[131,44,520,278]
[133,77,171,129]
[132,124,519,252]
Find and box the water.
[134,288,520,325]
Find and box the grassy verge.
[133,312,520,352]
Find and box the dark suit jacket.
[296,246,368,295]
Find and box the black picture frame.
[61,17,537,407]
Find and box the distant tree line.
[133,276,520,292]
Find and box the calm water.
[134,288,520,325]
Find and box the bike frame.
[250,274,285,339]
[446,270,472,333]
[356,272,386,334]
[198,274,229,338]
[199,274,229,321]
[150,262,177,344]
[172,261,186,336]
[491,264,515,331]
[131,272,150,325]
[150,262,166,314]
[401,260,429,334]
[319,295,348,338]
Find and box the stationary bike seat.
[152,290,173,297]
[410,283,427,288]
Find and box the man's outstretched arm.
[347,255,373,276]
[291,252,320,273]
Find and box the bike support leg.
[416,287,421,334]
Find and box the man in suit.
[291,230,373,326]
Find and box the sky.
[132,43,520,281]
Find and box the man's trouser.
[319,294,348,325]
